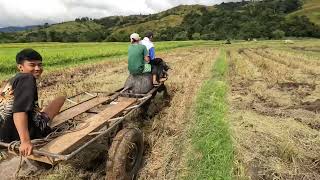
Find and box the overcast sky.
[0,0,239,27]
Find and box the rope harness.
[7,119,89,178]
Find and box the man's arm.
[149,47,155,60]
[144,56,150,63]
[13,112,33,156]
[143,46,150,63]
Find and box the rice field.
[0,41,204,80]
[0,39,319,179]
[227,42,320,179]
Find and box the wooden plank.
[28,154,55,165]
[40,97,136,155]
[50,96,109,128]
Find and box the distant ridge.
[0,25,38,33]
[289,0,320,25]
[0,0,319,42]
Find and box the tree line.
[157,0,320,41]
[0,0,319,43]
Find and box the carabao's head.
[16,48,43,79]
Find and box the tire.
[106,128,144,180]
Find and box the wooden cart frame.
[0,83,168,178]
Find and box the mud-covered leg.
[140,99,152,120]
[158,84,170,100]
[42,96,66,121]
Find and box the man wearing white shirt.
[141,31,160,85]
[141,32,155,60]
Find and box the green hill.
[108,5,215,38]
[46,21,104,33]
[0,5,207,42]
[0,0,319,43]
[112,15,183,36]
[289,0,320,25]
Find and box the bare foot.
[153,81,161,87]
[159,77,167,82]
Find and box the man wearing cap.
[128,33,151,75]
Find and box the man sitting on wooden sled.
[0,49,65,156]
[141,31,169,86]
[125,33,169,94]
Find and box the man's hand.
[19,140,33,156]
[13,112,33,156]
[144,56,150,63]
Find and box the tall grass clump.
[187,49,233,180]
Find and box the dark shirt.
[0,73,41,143]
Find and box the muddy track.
[0,46,218,179]
[291,46,320,53]
[254,49,320,76]
[265,48,320,66]
[230,48,320,179]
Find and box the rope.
[8,119,89,152]
[9,119,89,178]
[29,119,89,147]
[15,155,22,179]
[8,141,20,155]
[7,141,22,178]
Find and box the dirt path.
[229,48,320,179]
[0,46,218,179]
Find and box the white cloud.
[0,0,239,27]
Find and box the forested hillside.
[0,0,319,43]
[177,0,320,40]
[289,0,320,25]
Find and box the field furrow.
[270,48,320,65]
[138,47,218,179]
[255,49,320,76]
[229,46,320,180]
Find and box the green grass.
[46,21,104,33]
[113,15,183,35]
[186,49,233,180]
[288,0,320,25]
[0,41,204,80]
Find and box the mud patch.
[0,156,21,180]
[291,46,320,52]
[297,99,320,113]
[277,82,316,92]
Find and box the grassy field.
[228,41,320,179]
[0,41,205,80]
[0,39,319,179]
[186,49,233,179]
[289,0,320,25]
